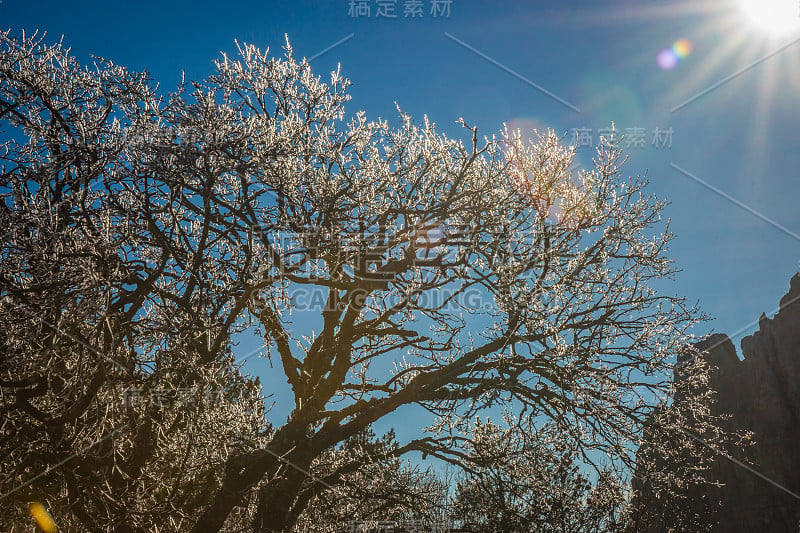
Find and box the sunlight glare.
[738,0,800,34]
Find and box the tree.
[1,31,720,532]
[451,418,626,532]
[0,30,270,531]
[624,345,747,533]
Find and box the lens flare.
[657,38,692,69]
[672,38,692,58]
[29,501,58,533]
[657,49,679,69]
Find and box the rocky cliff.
[687,273,800,531]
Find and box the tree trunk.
[251,447,316,532]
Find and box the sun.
[738,0,800,34]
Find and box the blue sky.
[4,0,800,431]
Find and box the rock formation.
[658,273,800,531]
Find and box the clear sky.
[4,0,800,428]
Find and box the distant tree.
[624,345,745,533]
[0,31,721,532]
[451,418,626,532]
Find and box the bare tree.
[1,31,720,532]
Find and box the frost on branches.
[0,31,725,532]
